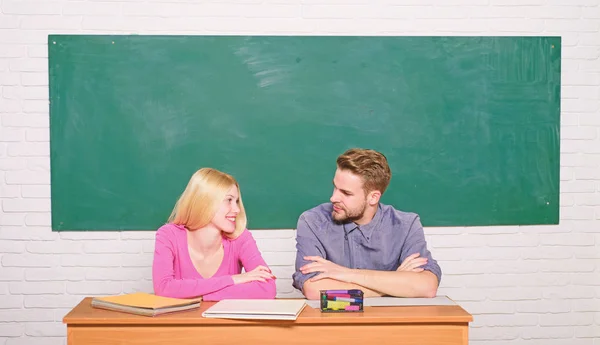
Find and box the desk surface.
[64,297,473,325]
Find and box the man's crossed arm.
[300,253,439,300]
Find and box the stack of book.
[91,292,202,317]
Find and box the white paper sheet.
[202,299,307,320]
[364,296,456,307]
[305,295,456,309]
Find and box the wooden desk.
[64,298,472,345]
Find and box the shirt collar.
[342,203,382,242]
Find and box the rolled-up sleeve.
[292,213,326,292]
[400,216,442,285]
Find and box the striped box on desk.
[320,290,364,312]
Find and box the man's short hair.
[336,148,392,194]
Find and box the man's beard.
[332,200,367,224]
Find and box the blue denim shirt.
[292,202,441,292]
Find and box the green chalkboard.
[49,35,560,231]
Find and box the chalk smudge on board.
[234,43,290,88]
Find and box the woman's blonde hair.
[168,168,247,238]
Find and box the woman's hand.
[232,265,276,284]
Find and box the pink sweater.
[152,223,276,301]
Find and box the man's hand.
[300,256,353,283]
[397,253,428,272]
[301,253,437,299]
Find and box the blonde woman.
[152,168,276,301]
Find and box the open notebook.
[202,299,307,321]
[91,292,202,317]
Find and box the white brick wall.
[1,1,599,344]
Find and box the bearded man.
[292,148,442,300]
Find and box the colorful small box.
[319,289,364,312]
